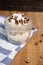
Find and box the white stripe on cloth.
[0,39,18,51]
[8,50,17,59]
[0,28,6,36]
[0,53,7,62]
[0,16,6,24]
[0,62,5,65]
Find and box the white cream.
[9,31,30,42]
[11,19,15,24]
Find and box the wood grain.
[0,11,43,65]
[10,12,43,65]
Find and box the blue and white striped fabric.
[0,16,37,65]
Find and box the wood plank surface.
[0,10,43,65]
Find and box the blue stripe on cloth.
[0,23,5,29]
[0,46,11,55]
[1,57,12,65]
[15,47,22,51]
[0,33,8,41]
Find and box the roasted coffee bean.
[40,56,43,59]
[34,42,38,45]
[26,18,29,21]
[41,34,43,37]
[39,40,42,43]
[25,57,30,63]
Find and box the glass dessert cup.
[4,13,32,44]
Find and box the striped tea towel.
[0,16,37,65]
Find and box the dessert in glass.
[4,12,32,44]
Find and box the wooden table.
[0,10,43,65]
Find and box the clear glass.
[5,17,32,44]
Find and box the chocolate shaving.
[10,16,13,19]
[15,16,18,19]
[8,16,13,22]
[15,19,18,25]
[19,19,23,24]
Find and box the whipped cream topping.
[8,13,29,25]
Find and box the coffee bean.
[39,40,42,43]
[25,57,30,63]
[26,18,29,21]
[40,56,43,59]
[34,42,38,45]
[41,34,43,37]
